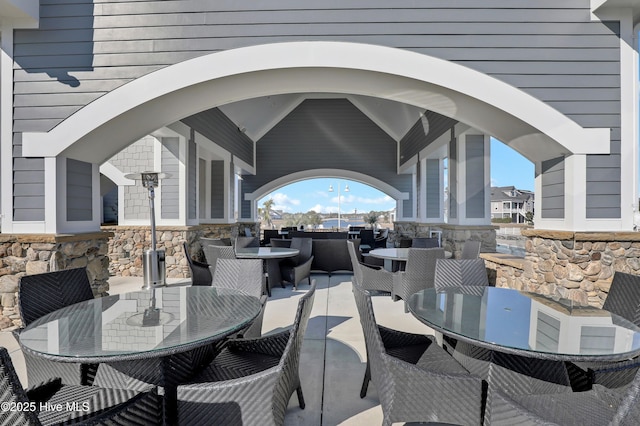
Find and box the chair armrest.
[360,262,382,271]
[25,378,63,402]
[378,325,432,349]
[226,329,292,358]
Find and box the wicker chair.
[202,244,236,277]
[200,237,232,246]
[347,241,394,294]
[568,271,640,391]
[0,347,162,425]
[176,281,317,426]
[411,237,440,248]
[486,358,640,425]
[280,237,314,290]
[433,258,489,292]
[460,240,482,259]
[183,242,213,286]
[392,248,445,303]
[359,229,376,253]
[261,229,281,246]
[352,284,483,426]
[234,236,260,249]
[15,268,97,387]
[212,258,267,338]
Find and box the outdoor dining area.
[2,231,640,426]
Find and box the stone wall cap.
[0,231,113,243]
[521,229,574,240]
[521,229,640,241]
[480,252,526,270]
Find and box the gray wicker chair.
[176,281,317,426]
[212,258,267,338]
[461,240,482,259]
[433,258,489,292]
[201,237,232,246]
[352,284,483,426]
[359,229,376,253]
[15,268,97,387]
[347,241,394,294]
[0,347,162,425]
[486,358,640,425]
[280,237,314,290]
[411,237,440,248]
[202,244,236,277]
[392,248,445,303]
[234,236,260,249]
[183,242,213,286]
[568,271,640,391]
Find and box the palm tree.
[260,198,275,229]
[365,211,379,229]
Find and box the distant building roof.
[491,186,533,203]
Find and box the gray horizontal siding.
[66,158,93,221]
[425,159,440,218]
[240,98,410,218]
[13,157,45,221]
[465,136,485,219]
[181,108,253,167]
[13,2,620,136]
[160,137,180,220]
[210,160,225,219]
[541,157,565,219]
[400,111,458,168]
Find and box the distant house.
[491,187,534,224]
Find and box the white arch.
[22,41,609,164]
[244,169,409,203]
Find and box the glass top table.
[235,246,299,259]
[408,286,640,362]
[19,286,262,362]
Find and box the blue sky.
[259,138,534,214]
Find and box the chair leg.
[296,386,306,409]
[360,361,371,398]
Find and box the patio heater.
[124,171,170,290]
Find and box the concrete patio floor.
[0,272,434,425]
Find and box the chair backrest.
[19,268,94,326]
[398,238,412,248]
[270,239,292,248]
[203,245,236,276]
[0,347,40,424]
[290,237,313,263]
[201,237,232,247]
[434,259,489,292]
[212,259,263,299]
[351,284,392,409]
[273,281,316,424]
[359,230,375,246]
[603,272,640,326]
[347,241,363,286]
[235,236,260,248]
[461,240,482,259]
[183,242,213,286]
[412,237,440,248]
[405,248,445,293]
[262,230,281,245]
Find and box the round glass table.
[408,286,640,362]
[19,286,261,424]
[19,286,261,361]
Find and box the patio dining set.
[5,232,640,425]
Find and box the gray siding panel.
[13,156,44,221]
[465,136,485,219]
[241,98,411,217]
[541,157,565,219]
[66,158,93,221]
[425,159,440,218]
[182,108,253,167]
[161,137,180,220]
[188,139,197,220]
[449,132,457,219]
[210,160,225,219]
